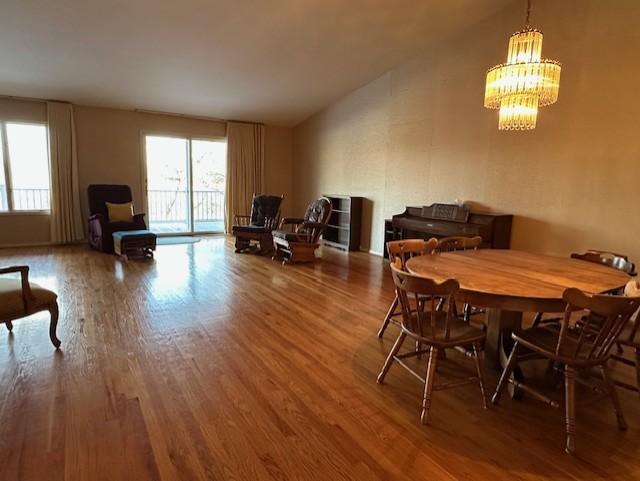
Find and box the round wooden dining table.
[405,249,631,379]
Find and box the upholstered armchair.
[87,184,147,253]
[232,194,283,253]
[272,197,332,263]
[0,266,60,348]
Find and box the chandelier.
[484,0,561,130]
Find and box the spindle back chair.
[377,238,438,338]
[571,250,637,278]
[378,261,487,425]
[435,235,483,321]
[493,287,640,454]
[435,235,482,253]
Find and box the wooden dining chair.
[435,235,483,322]
[571,250,637,279]
[492,288,640,454]
[435,235,482,253]
[611,280,640,396]
[377,260,488,424]
[377,238,438,338]
[533,249,637,328]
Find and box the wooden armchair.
[492,288,640,454]
[0,266,60,348]
[377,238,439,338]
[435,235,483,321]
[533,250,637,327]
[435,235,483,253]
[571,250,637,279]
[377,260,488,424]
[611,280,640,396]
[272,197,332,264]
[232,194,283,254]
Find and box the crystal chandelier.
[484,0,561,130]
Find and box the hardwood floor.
[0,237,639,480]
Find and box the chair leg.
[377,332,406,384]
[532,312,543,327]
[377,295,398,338]
[5,321,13,332]
[420,347,439,425]
[463,303,471,322]
[49,301,61,349]
[635,347,640,399]
[473,344,488,409]
[564,365,577,455]
[416,313,425,359]
[235,237,247,253]
[600,364,627,431]
[259,234,274,254]
[491,341,520,405]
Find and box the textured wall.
[293,0,640,260]
[264,125,294,216]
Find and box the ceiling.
[0,0,512,126]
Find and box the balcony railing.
[0,186,51,211]
[148,189,225,223]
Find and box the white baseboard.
[365,248,384,257]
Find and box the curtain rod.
[135,108,227,123]
[136,108,263,126]
[0,95,262,125]
[0,94,70,104]
[227,119,265,126]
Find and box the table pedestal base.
[485,308,524,399]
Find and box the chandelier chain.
[525,0,532,26]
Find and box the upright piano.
[384,203,512,258]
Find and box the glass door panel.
[145,135,190,234]
[191,139,226,233]
[0,128,7,211]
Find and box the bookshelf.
[322,195,363,251]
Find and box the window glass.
[0,128,7,211]
[192,139,226,232]
[145,135,189,233]
[6,123,50,210]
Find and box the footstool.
[112,230,157,260]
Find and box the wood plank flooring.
[0,237,639,480]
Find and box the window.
[0,122,51,212]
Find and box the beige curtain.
[224,121,264,233]
[47,102,84,243]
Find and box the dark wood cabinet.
[322,195,363,251]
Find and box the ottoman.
[112,230,157,260]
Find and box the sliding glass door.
[191,139,226,233]
[144,134,226,234]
